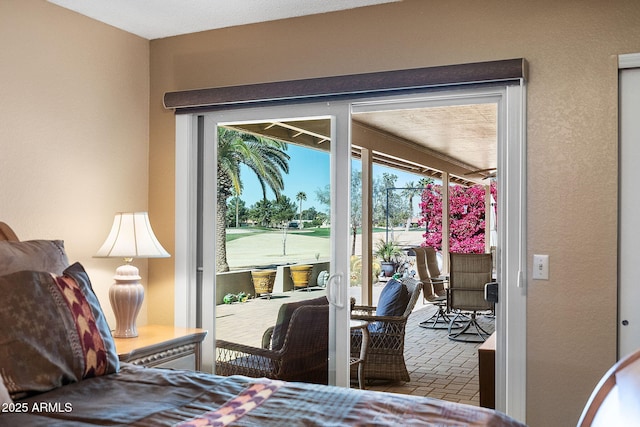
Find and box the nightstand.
[113,325,208,371]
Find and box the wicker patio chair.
[216,297,329,384]
[350,277,423,383]
[447,252,494,342]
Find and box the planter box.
[215,270,253,305]
[276,261,330,292]
[214,260,331,304]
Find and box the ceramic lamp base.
[109,263,144,338]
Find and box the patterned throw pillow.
[0,239,69,276]
[0,262,118,399]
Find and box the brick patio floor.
[215,285,495,407]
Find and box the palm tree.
[217,127,289,272]
[350,170,362,256]
[232,187,241,228]
[296,191,307,228]
[402,181,421,232]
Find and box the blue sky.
[238,143,428,212]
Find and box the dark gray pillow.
[0,240,69,276]
[0,262,119,399]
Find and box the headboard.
[0,222,18,242]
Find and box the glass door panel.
[201,102,351,386]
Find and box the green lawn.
[225,226,330,242]
[225,225,408,242]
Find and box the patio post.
[361,148,373,306]
[485,185,492,253]
[441,172,450,274]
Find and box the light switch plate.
[533,254,549,280]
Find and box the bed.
[0,222,526,426]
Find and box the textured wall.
[1,0,151,327]
[149,1,640,425]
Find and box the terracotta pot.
[251,269,276,297]
[290,264,313,289]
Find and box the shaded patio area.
[215,286,494,407]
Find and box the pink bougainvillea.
[418,181,497,254]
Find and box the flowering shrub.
[418,181,497,253]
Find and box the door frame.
[178,102,353,386]
[617,52,640,359]
[173,81,527,422]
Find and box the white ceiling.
[47,0,400,40]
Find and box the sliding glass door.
[175,83,525,417]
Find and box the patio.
[215,285,494,407]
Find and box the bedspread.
[1,365,525,426]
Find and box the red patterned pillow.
[53,265,114,378]
[0,263,118,399]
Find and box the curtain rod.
[163,58,527,112]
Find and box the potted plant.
[251,269,276,299]
[374,239,402,277]
[290,264,313,290]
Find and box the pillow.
[0,262,119,399]
[370,279,409,333]
[376,279,410,317]
[0,377,11,404]
[0,239,69,276]
[271,296,328,351]
[61,262,120,373]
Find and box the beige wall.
[149,1,640,426]
[1,0,151,327]
[3,0,639,425]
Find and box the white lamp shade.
[95,212,170,259]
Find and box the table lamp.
[95,212,170,338]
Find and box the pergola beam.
[352,121,485,186]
